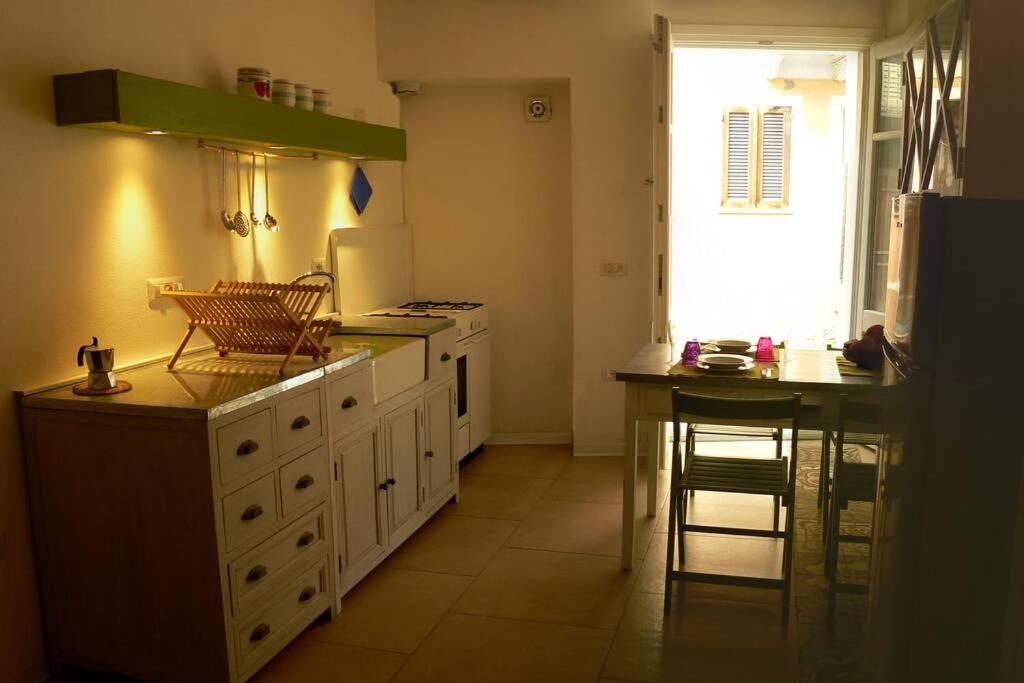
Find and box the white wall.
[376,0,883,455]
[671,50,849,347]
[0,2,401,680]
[378,0,656,455]
[402,83,574,440]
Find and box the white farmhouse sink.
[328,334,424,404]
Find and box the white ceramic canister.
[272,79,296,107]
[313,89,332,113]
[237,68,271,101]
[294,83,314,111]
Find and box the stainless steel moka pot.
[77,337,117,390]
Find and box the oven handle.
[457,331,493,352]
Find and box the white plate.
[696,360,755,373]
[697,353,750,369]
[712,339,753,353]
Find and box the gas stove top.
[398,301,483,311]
[364,311,448,319]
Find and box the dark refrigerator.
[868,192,1024,681]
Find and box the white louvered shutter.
[722,108,755,208]
[758,106,791,209]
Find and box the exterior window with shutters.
[721,106,792,210]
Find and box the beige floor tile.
[386,512,518,576]
[392,613,613,683]
[636,533,783,604]
[543,455,625,504]
[463,444,572,479]
[303,567,472,653]
[453,547,635,630]
[505,499,623,557]
[252,638,407,683]
[447,472,552,520]
[602,591,797,682]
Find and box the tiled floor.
[249,441,868,683]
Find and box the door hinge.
[334,461,338,481]
[338,555,343,574]
[658,105,664,124]
[657,254,664,296]
[657,204,664,223]
[651,15,666,53]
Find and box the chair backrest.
[837,394,882,436]
[672,390,801,430]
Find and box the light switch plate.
[601,262,627,276]
[310,257,327,273]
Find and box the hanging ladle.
[263,153,279,232]
[248,152,262,229]
[232,150,250,236]
[219,150,235,231]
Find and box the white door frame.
[656,22,878,343]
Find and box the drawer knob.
[379,481,389,491]
[246,564,268,583]
[295,474,315,490]
[425,450,434,458]
[341,396,358,410]
[241,504,263,522]
[296,531,316,548]
[249,623,271,643]
[298,585,317,603]
[236,440,260,456]
[291,415,311,431]
[440,352,452,362]
[387,477,396,486]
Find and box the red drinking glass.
[683,340,701,366]
[755,336,774,362]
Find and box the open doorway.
[668,48,861,348]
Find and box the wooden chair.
[665,390,801,622]
[825,394,880,618]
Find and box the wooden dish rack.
[163,280,334,375]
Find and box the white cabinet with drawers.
[20,354,365,683]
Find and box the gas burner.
[398,300,483,311]
[364,312,447,319]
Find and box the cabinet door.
[424,382,456,508]
[334,424,386,581]
[467,334,492,451]
[383,399,423,543]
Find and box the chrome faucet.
[290,270,336,292]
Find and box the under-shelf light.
[144,129,167,135]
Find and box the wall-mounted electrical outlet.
[600,368,617,382]
[310,257,327,273]
[147,276,184,302]
[601,262,627,276]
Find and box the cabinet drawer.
[229,506,327,613]
[427,327,458,382]
[276,388,323,456]
[235,559,329,672]
[328,367,373,434]
[223,473,279,551]
[279,447,329,518]
[217,410,275,486]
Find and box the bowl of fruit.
[842,324,885,370]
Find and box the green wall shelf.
[53,69,406,161]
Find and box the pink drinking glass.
[755,336,774,362]
[682,340,701,366]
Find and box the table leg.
[622,382,639,570]
[646,421,658,517]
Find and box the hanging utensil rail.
[197,139,318,161]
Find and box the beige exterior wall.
[0,2,401,680]
[402,83,574,440]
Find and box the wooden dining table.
[615,343,885,570]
